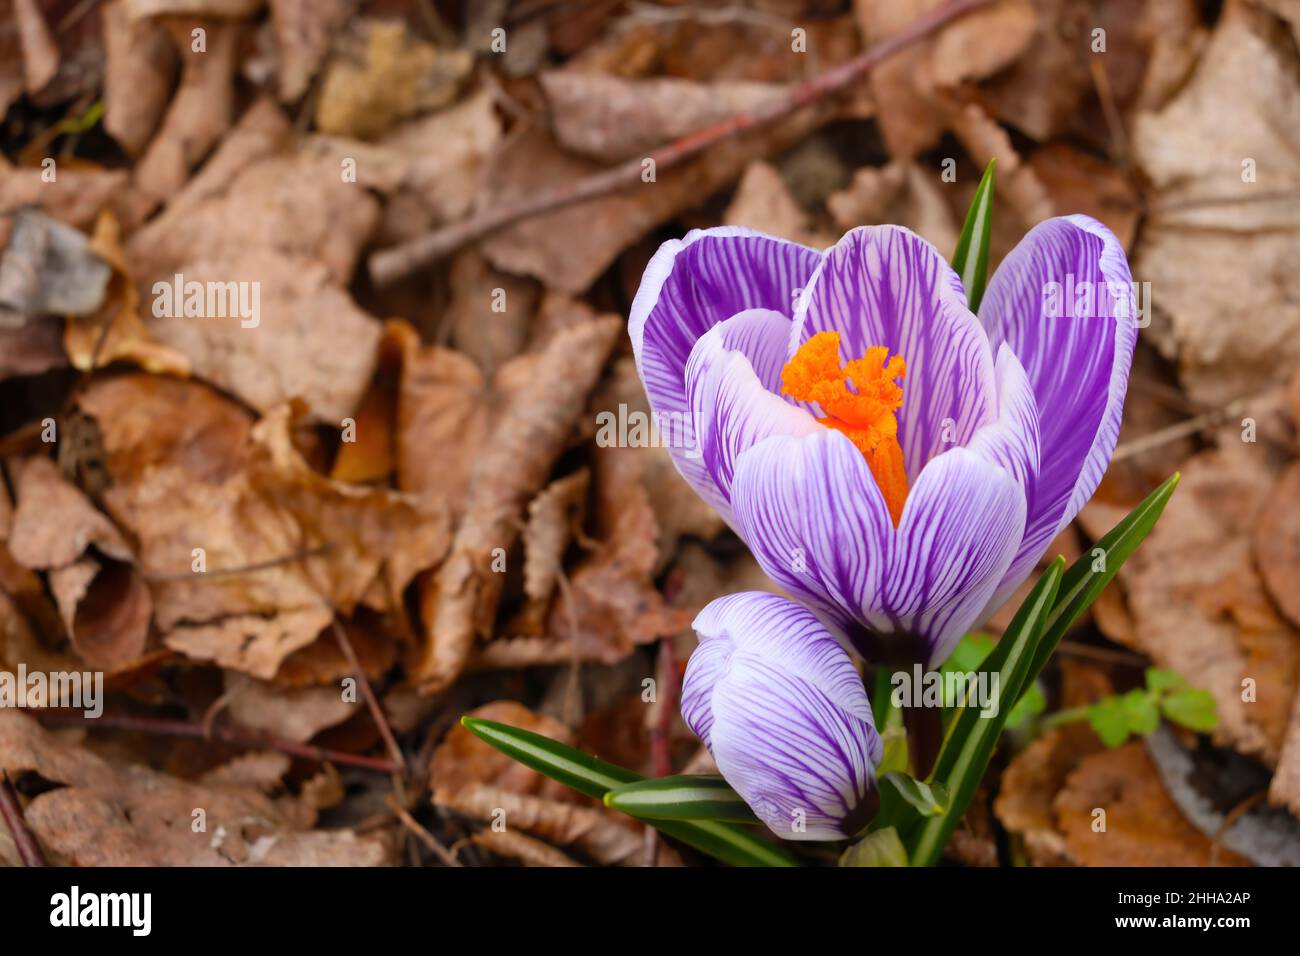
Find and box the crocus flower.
[681,591,882,841]
[630,218,1135,668]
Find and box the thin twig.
[1056,639,1147,667]
[0,770,47,867]
[386,795,462,867]
[37,711,402,774]
[143,544,334,583]
[331,618,407,771]
[1111,398,1249,463]
[367,0,996,285]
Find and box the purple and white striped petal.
[685,310,820,504]
[683,592,881,841]
[789,225,997,482]
[978,215,1136,612]
[730,429,896,645]
[884,448,1027,666]
[629,227,822,522]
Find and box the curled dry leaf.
[8,456,152,672]
[413,315,621,692]
[444,248,536,373]
[1134,1,1300,405]
[469,828,581,867]
[248,403,452,615]
[76,375,446,680]
[430,701,574,800]
[223,672,358,743]
[724,160,834,248]
[14,0,58,94]
[947,101,1054,228]
[1254,462,1300,631]
[64,210,191,375]
[430,702,674,866]
[127,19,242,222]
[518,468,590,630]
[445,784,647,866]
[102,0,177,156]
[851,0,1035,158]
[269,0,355,102]
[0,710,390,865]
[994,725,1101,866]
[827,159,958,253]
[531,444,692,664]
[1054,741,1249,867]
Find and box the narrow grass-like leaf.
[909,558,1063,866]
[1024,473,1180,690]
[460,717,798,867]
[604,775,760,824]
[951,158,996,312]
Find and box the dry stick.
[143,544,335,583]
[386,794,462,867]
[0,770,47,867]
[331,618,408,772]
[37,711,402,774]
[367,0,996,285]
[1110,398,1249,464]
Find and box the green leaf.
[1122,688,1161,736]
[840,827,909,867]
[1161,689,1218,732]
[58,100,104,135]
[459,717,798,867]
[950,159,996,312]
[883,775,946,816]
[604,775,759,824]
[1145,667,1186,694]
[1086,697,1131,747]
[1024,474,1180,694]
[909,558,1064,866]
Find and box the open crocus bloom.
[682,592,882,841]
[630,218,1135,667]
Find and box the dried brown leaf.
[1054,741,1249,866]
[413,315,621,692]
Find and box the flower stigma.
[781,331,909,526]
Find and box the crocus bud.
[681,592,882,841]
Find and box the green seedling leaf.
[604,775,759,824]
[1122,688,1161,736]
[1086,697,1131,747]
[1161,689,1218,732]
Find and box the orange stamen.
[781,332,910,526]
